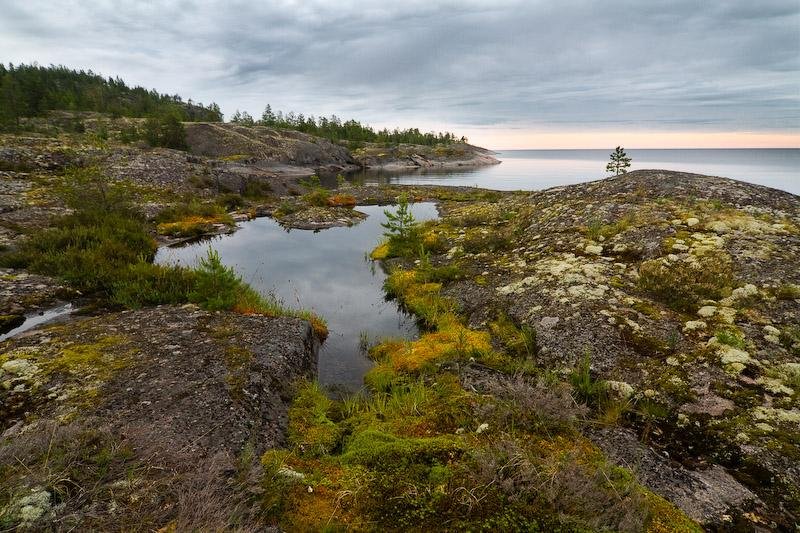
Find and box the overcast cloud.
[1,0,798,145]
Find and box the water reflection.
[351,149,800,194]
[155,203,440,392]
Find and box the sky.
[1,0,799,149]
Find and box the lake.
[351,149,800,195]
[155,203,439,392]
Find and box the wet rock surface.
[0,268,74,332]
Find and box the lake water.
[155,203,439,392]
[352,149,800,195]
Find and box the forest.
[231,105,467,146]
[0,63,223,129]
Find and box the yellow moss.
[370,241,390,260]
[373,319,491,372]
[156,214,230,236]
[45,335,130,378]
[643,490,703,532]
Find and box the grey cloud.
[0,0,797,133]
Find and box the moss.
[46,335,130,380]
[288,382,343,457]
[642,489,703,532]
[369,241,390,260]
[223,345,253,401]
[371,321,492,373]
[341,429,460,468]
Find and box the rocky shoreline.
[1,117,798,530]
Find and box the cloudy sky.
[2,0,798,148]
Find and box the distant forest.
[0,63,223,129]
[230,105,467,146]
[0,63,465,146]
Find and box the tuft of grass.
[584,214,635,241]
[714,328,746,349]
[638,252,735,312]
[775,283,800,300]
[569,353,607,408]
[490,313,537,359]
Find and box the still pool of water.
[155,203,439,392]
[350,149,800,195]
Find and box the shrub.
[638,253,735,311]
[1,210,156,294]
[303,188,330,207]
[111,263,196,308]
[143,113,187,150]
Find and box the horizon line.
[490,146,800,151]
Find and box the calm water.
[155,203,439,392]
[353,149,800,195]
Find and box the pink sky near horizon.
[456,128,800,151]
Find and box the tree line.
[229,105,467,146]
[0,63,223,130]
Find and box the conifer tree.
[606,146,632,176]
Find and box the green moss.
[714,328,747,349]
[288,382,343,457]
[46,335,130,379]
[341,429,460,468]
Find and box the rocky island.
[0,67,797,532]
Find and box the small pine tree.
[606,146,632,176]
[381,194,416,240]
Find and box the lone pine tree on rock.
[606,146,632,176]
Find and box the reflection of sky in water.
[354,149,799,195]
[155,203,440,392]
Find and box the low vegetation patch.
[638,252,735,311]
[0,168,326,339]
[155,201,234,238]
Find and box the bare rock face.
[587,426,762,527]
[185,122,357,169]
[0,305,318,528]
[353,142,500,169]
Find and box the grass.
[0,208,157,294]
[715,328,747,350]
[250,260,699,531]
[584,214,635,241]
[638,252,735,312]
